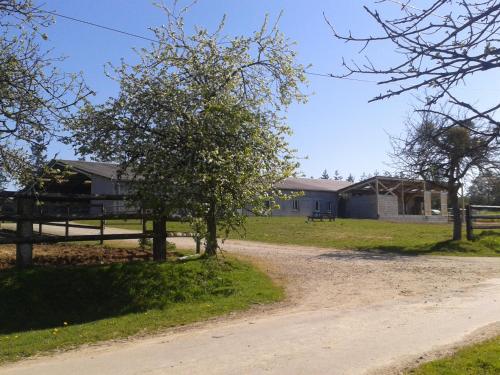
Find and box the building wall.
[271,190,338,217]
[90,176,132,214]
[345,194,378,219]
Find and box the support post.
[401,179,405,215]
[152,216,167,261]
[466,205,473,240]
[423,182,432,216]
[16,198,34,268]
[375,178,380,219]
[440,191,448,218]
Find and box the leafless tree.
[326,0,500,139]
[392,110,500,240]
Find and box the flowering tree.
[0,0,90,188]
[70,5,307,256]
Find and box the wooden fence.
[0,191,199,267]
[465,204,500,240]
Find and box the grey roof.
[54,160,134,181]
[54,161,353,191]
[276,177,352,192]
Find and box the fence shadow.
[317,249,415,261]
[0,261,177,334]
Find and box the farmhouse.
[46,160,449,222]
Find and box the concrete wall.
[378,194,399,217]
[380,215,448,223]
[271,190,338,217]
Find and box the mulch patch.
[0,244,175,269]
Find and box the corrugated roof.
[275,177,352,192]
[55,160,134,181]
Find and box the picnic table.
[307,211,335,222]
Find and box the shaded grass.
[88,217,500,257]
[408,336,500,374]
[0,256,283,363]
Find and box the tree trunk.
[152,217,167,261]
[205,201,218,256]
[449,185,462,241]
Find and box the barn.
[45,160,449,222]
[337,176,449,222]
[271,178,351,216]
[44,160,133,214]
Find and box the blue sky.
[40,0,499,181]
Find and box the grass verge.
[408,335,500,374]
[0,256,283,364]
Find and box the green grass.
[0,256,283,363]
[408,336,500,374]
[88,217,500,257]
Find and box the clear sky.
[40,0,499,181]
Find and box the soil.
[0,244,179,269]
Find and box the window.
[292,199,299,210]
[315,200,320,211]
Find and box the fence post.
[466,204,473,241]
[65,205,70,238]
[152,216,167,261]
[141,208,147,235]
[195,235,201,254]
[100,204,105,245]
[16,198,34,267]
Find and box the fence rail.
[0,191,199,267]
[465,204,500,240]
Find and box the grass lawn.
[408,335,500,374]
[0,255,283,363]
[86,217,500,256]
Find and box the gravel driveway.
[1,225,499,374]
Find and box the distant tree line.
[319,169,399,182]
[468,172,500,206]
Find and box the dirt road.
[1,225,500,374]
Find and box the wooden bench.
[307,212,335,222]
